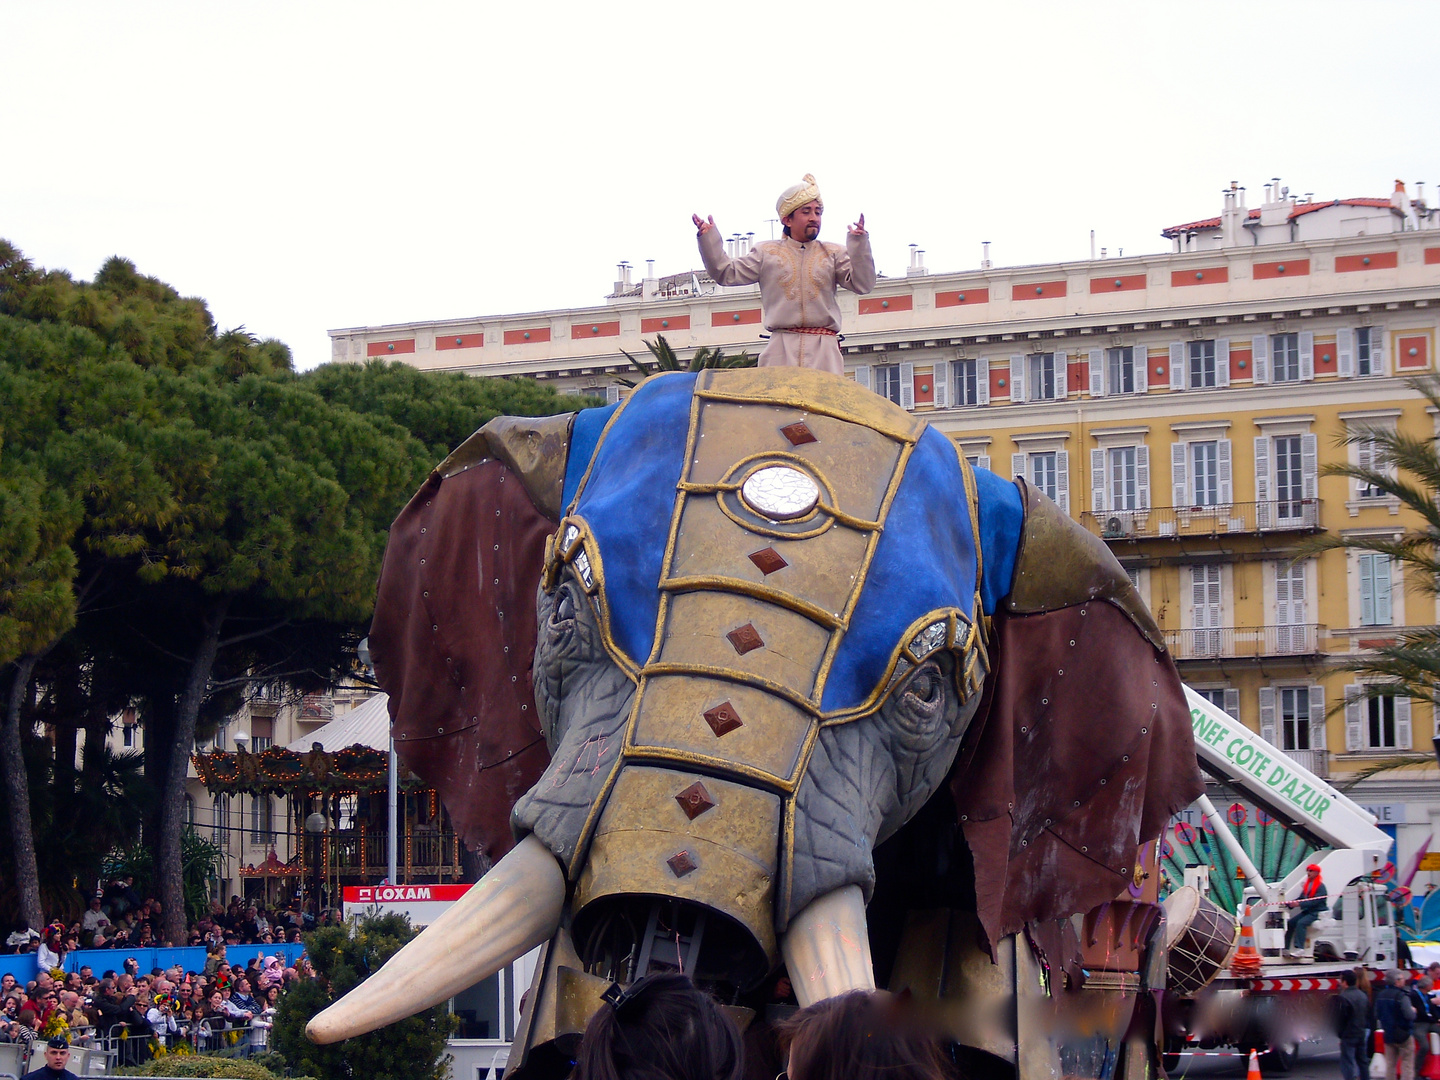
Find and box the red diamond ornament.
[726,623,765,655]
[780,421,817,446]
[702,701,744,737]
[667,850,698,877]
[749,547,788,575]
[674,782,716,820]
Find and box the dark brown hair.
[572,973,744,1080]
[781,991,953,1080]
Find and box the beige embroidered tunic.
[698,229,876,375]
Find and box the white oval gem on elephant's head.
[741,466,819,521]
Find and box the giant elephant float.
[307,368,1201,1078]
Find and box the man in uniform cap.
[21,1036,80,1080]
[692,174,874,375]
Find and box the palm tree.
[617,334,755,387]
[1298,374,1440,787]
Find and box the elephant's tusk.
[780,884,877,1008]
[305,833,565,1044]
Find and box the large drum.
[1163,886,1240,996]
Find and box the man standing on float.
[692,174,874,375]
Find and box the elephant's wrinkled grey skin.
[512,572,978,943]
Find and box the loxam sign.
[342,883,473,925]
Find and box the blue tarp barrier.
[0,942,308,984]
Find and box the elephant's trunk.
[780,884,876,1007]
[305,834,565,1044]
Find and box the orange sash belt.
[775,326,838,336]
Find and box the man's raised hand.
[849,213,866,235]
[692,214,716,235]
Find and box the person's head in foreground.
[572,972,743,1080]
[781,990,953,1080]
[778,175,823,243]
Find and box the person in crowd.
[1376,968,1419,1080]
[146,993,181,1050]
[571,973,743,1080]
[34,928,64,973]
[6,923,40,952]
[1412,974,1438,1073]
[780,990,953,1080]
[19,1034,79,1080]
[9,1009,39,1055]
[1337,969,1375,1080]
[80,899,109,939]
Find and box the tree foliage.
[618,333,755,387]
[271,913,458,1080]
[0,239,585,934]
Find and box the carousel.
[192,693,467,909]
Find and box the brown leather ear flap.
[370,455,558,867]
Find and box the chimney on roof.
[1221,183,1242,248]
[981,241,992,271]
[906,245,928,277]
[1393,180,1418,230]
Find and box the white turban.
[777,173,822,219]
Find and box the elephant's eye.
[551,582,578,627]
[904,665,943,706]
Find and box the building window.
[1188,565,1222,655]
[1357,327,1380,377]
[1110,447,1139,510]
[874,364,903,405]
[1345,686,1412,751]
[951,358,990,407]
[1271,333,1300,382]
[251,796,274,844]
[1358,553,1392,625]
[1278,686,1311,751]
[122,725,135,748]
[1107,347,1136,395]
[1191,442,1218,506]
[1028,353,1057,401]
[1188,340,1217,389]
[1029,452,1058,501]
[1355,437,1387,499]
[1012,450,1069,512]
[1194,687,1240,720]
[212,795,230,848]
[1274,435,1304,518]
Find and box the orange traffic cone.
[1246,1048,1262,1080]
[1422,1033,1440,1080]
[1370,1030,1388,1079]
[1230,904,1262,978]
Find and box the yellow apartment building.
[331,179,1440,874]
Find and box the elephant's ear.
[950,479,1202,954]
[369,413,575,866]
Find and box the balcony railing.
[1163,624,1325,660]
[1280,748,1329,779]
[1081,499,1321,541]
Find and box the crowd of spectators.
[0,945,310,1064]
[4,879,339,962]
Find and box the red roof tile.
[1161,198,1395,238]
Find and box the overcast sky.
[4,1,1436,370]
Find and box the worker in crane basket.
[1285,863,1328,958]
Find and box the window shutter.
[977,357,991,406]
[1010,354,1026,403]
[1251,335,1270,385]
[1372,326,1386,375]
[1089,348,1105,397]
[1171,441,1188,507]
[1134,347,1149,394]
[1299,331,1315,381]
[1344,685,1363,751]
[1259,686,1277,745]
[1301,433,1318,500]
[1376,554,1392,625]
[1217,438,1233,504]
[606,384,621,404]
[1309,685,1326,751]
[1011,452,1028,482]
[854,365,872,391]
[1254,436,1271,526]
[1054,350,1068,400]
[1091,448,1107,514]
[899,362,915,410]
[1169,342,1185,391]
[1217,338,1231,388]
[1136,444,1151,510]
[1396,696,1412,749]
[1223,687,1240,720]
[1337,328,1355,377]
[975,453,990,472]
[932,363,950,409]
[1356,439,1374,499]
[1359,553,1376,625]
[1056,450,1070,515]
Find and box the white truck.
[1163,687,1397,1070]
